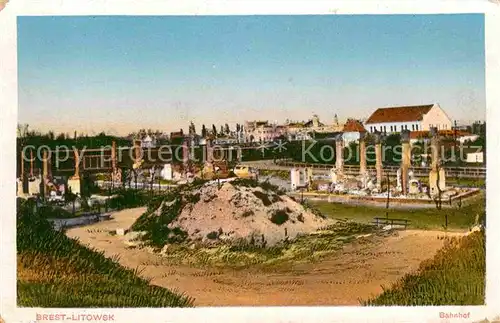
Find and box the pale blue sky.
[18,14,485,135]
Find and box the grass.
[157,221,379,269]
[259,169,289,180]
[419,177,485,188]
[362,229,485,305]
[17,199,194,307]
[231,178,286,195]
[310,192,485,231]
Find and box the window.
[416,124,419,131]
[401,125,404,131]
[412,124,415,131]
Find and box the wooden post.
[385,172,390,220]
[111,141,117,190]
[401,130,411,195]
[30,149,34,177]
[374,133,383,191]
[42,150,48,200]
[20,147,24,178]
[72,149,80,180]
[359,133,367,175]
[335,135,344,172]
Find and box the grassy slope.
[362,230,485,305]
[311,192,485,230]
[17,200,194,307]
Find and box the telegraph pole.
[454,120,458,184]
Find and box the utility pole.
[385,171,390,221]
[454,120,458,185]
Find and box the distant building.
[169,130,185,144]
[140,135,156,148]
[243,120,287,143]
[466,152,484,164]
[214,136,239,145]
[365,103,452,134]
[458,134,480,144]
[409,129,477,145]
[342,119,367,144]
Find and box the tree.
[56,133,66,141]
[236,124,240,133]
[48,131,55,140]
[17,123,29,138]
[220,125,224,136]
[189,121,196,136]
[212,124,217,137]
[201,124,207,137]
[224,123,230,134]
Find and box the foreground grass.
[155,221,381,269]
[311,192,485,231]
[17,199,194,307]
[362,230,485,305]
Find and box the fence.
[273,161,486,179]
[372,217,411,229]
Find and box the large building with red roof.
[364,103,452,134]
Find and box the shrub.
[37,205,74,219]
[270,209,289,225]
[253,191,272,206]
[108,189,149,210]
[241,210,254,217]
[206,231,219,240]
[132,193,188,247]
[231,178,285,195]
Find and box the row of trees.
[192,122,245,138]
[17,124,130,150]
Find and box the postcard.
[1,1,499,322]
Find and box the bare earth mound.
[172,181,330,246]
[134,180,331,248]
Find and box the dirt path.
[66,207,466,306]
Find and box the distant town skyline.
[18,14,485,136]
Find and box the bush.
[131,189,191,248]
[108,189,149,210]
[253,191,273,206]
[231,178,285,195]
[241,210,254,217]
[206,231,219,240]
[36,204,74,219]
[270,209,289,225]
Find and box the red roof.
[342,119,367,133]
[365,104,434,124]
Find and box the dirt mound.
[133,180,331,247]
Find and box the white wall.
[343,132,361,144]
[466,152,484,164]
[420,104,452,131]
[365,121,421,133]
[459,135,480,144]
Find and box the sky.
[17,14,485,136]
